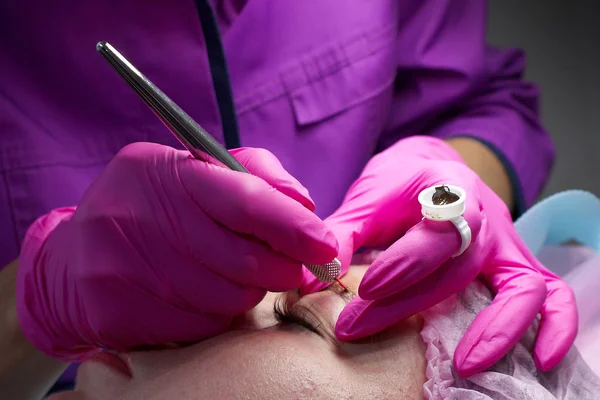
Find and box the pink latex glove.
[17,142,337,362]
[301,136,577,377]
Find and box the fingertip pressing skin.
[358,222,460,300]
[335,313,364,342]
[334,299,386,341]
[336,257,482,342]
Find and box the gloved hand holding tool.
[301,136,578,377]
[16,43,339,362]
[17,143,337,362]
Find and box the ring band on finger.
[418,184,472,257]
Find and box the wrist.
[445,137,514,210]
[383,136,515,210]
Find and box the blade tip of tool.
[335,278,348,290]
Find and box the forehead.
[126,268,372,399]
[130,327,345,399]
[158,324,422,400]
[76,266,425,399]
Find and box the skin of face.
[48,266,426,400]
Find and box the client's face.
[49,266,426,400]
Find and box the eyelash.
[273,298,321,336]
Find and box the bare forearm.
[0,259,67,400]
[445,137,514,210]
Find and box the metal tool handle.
[96,41,247,173]
[96,41,340,282]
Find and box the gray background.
[487,0,599,202]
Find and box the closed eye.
[273,296,322,336]
[273,282,354,336]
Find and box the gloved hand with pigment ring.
[17,142,338,362]
[300,136,578,377]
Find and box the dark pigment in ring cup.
[431,185,460,205]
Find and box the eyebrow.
[324,281,355,304]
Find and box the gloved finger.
[91,291,235,352]
[300,267,332,295]
[85,250,268,318]
[170,263,268,315]
[336,257,480,340]
[359,185,484,300]
[178,157,338,265]
[197,230,303,292]
[74,214,271,311]
[169,206,302,293]
[358,180,482,295]
[299,221,357,295]
[532,276,578,372]
[508,239,579,371]
[358,219,460,300]
[229,147,316,211]
[453,268,547,378]
[350,249,384,265]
